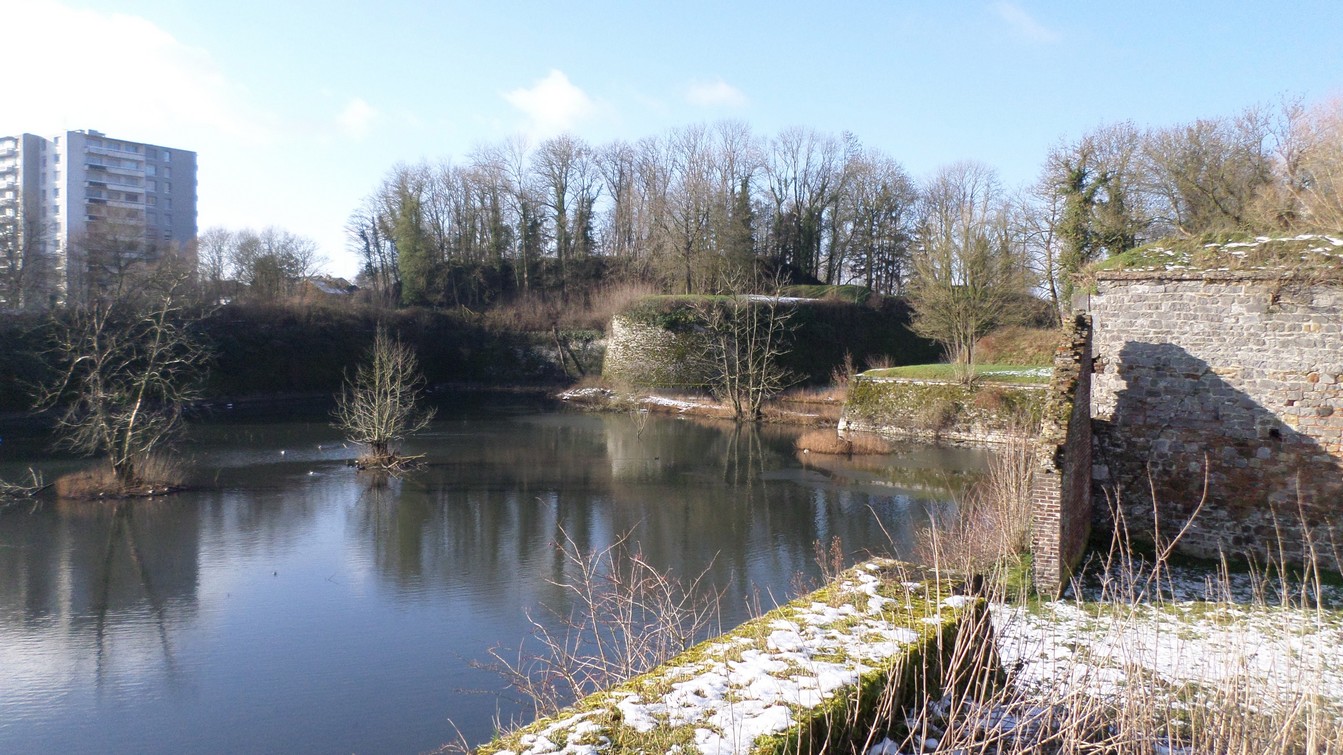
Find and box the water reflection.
[0,405,989,753]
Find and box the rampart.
[1085,271,1343,565]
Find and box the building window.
[164,182,172,192]
[148,196,157,206]
[164,167,172,178]
[164,197,172,210]
[147,179,156,192]
[52,188,59,197]
[53,170,60,180]
[165,214,173,225]
[162,150,171,161]
[54,154,60,163]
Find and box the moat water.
[0,399,990,753]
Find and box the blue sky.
[2,0,1339,277]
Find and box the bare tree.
[696,274,795,421]
[228,226,326,301]
[1274,97,1343,231]
[0,214,54,310]
[37,258,209,493]
[197,226,234,304]
[1142,108,1275,234]
[909,162,1030,382]
[333,327,435,470]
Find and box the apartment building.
[0,129,197,307]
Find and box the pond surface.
[0,400,990,754]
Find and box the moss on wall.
[842,377,1045,444]
[476,560,987,755]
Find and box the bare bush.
[916,429,1035,576]
[333,327,435,470]
[488,531,724,720]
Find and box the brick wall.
[1030,315,1093,596]
[1088,272,1343,566]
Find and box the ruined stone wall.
[1087,272,1343,565]
[1030,316,1093,596]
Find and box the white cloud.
[991,1,1060,44]
[0,0,271,143]
[503,70,595,138]
[685,79,748,108]
[337,98,379,140]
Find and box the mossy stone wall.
[840,377,1045,445]
[477,560,991,755]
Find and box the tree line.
[345,98,1343,320]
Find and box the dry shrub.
[916,430,1034,575]
[485,280,660,332]
[830,351,857,387]
[865,353,898,370]
[53,455,186,499]
[894,467,1343,755]
[795,429,892,455]
[486,530,723,721]
[972,386,1008,412]
[916,396,959,432]
[975,325,1062,366]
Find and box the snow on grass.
[640,395,712,412]
[557,387,615,401]
[485,560,966,755]
[991,561,1343,723]
[1110,233,1343,273]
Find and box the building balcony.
[84,144,144,161]
[86,162,144,178]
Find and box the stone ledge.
[477,561,985,755]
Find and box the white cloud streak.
[991,1,1061,44]
[337,98,379,140]
[685,79,748,108]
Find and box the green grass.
[862,363,1052,385]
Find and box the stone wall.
[1030,316,1093,596]
[840,377,1045,446]
[601,314,715,390]
[1087,272,1343,565]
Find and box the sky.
[1,0,1339,278]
